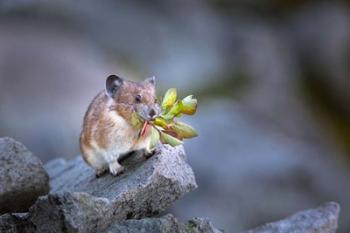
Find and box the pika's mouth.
[136,105,161,121]
[138,111,159,121]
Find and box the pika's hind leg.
[90,154,109,177]
[81,146,108,176]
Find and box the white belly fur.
[99,111,149,163]
[101,111,133,162]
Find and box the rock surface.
[243,202,340,233]
[104,214,222,233]
[0,202,340,233]
[0,137,49,214]
[186,217,223,233]
[99,202,341,233]
[105,214,183,233]
[0,138,341,233]
[0,213,34,233]
[0,144,197,233]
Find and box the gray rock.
[243,202,340,233]
[0,137,49,214]
[104,214,222,233]
[28,144,196,233]
[0,213,35,233]
[105,214,184,233]
[185,217,223,233]
[43,158,67,180]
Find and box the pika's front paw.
[109,161,125,176]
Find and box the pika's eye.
[135,94,142,103]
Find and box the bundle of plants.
[134,88,198,149]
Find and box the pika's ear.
[144,76,156,86]
[106,75,123,98]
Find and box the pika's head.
[106,75,161,121]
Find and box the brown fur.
[80,77,158,175]
[112,81,156,124]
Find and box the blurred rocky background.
[0,0,350,232]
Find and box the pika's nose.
[149,108,156,118]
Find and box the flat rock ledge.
[0,137,49,214]
[0,144,197,233]
[243,202,340,233]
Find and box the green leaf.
[160,131,183,147]
[162,101,183,121]
[181,95,197,115]
[153,117,169,128]
[151,89,198,147]
[150,126,160,149]
[172,121,198,139]
[161,88,177,111]
[130,111,143,128]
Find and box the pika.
[80,75,161,176]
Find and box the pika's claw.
[109,161,125,176]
